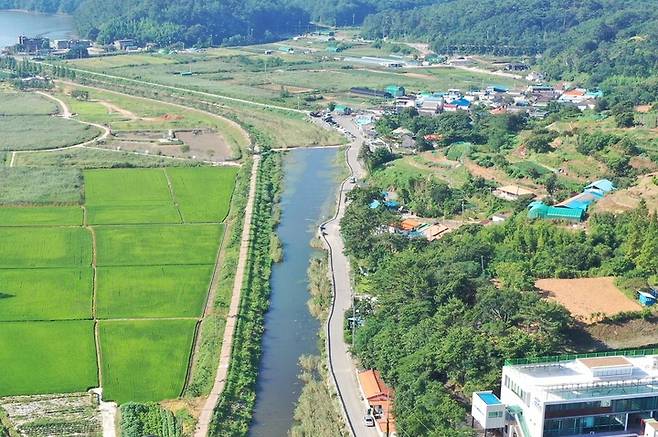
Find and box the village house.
[493,185,536,201]
[114,39,137,51]
[358,369,397,436]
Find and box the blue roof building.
[586,179,615,193]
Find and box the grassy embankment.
[209,152,282,435]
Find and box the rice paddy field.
[0,166,237,403]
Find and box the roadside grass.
[0,320,98,396]
[166,167,238,222]
[12,147,202,168]
[0,227,91,268]
[70,54,175,70]
[94,224,223,266]
[0,115,100,151]
[0,206,83,226]
[0,168,83,205]
[99,319,197,403]
[0,91,58,115]
[96,265,213,319]
[0,268,92,321]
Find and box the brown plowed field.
[536,277,641,323]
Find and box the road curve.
[320,116,378,437]
[195,155,261,437]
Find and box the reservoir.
[249,148,341,436]
[0,10,75,48]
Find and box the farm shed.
[527,201,585,222]
[586,178,615,193]
[385,85,406,97]
[333,104,352,115]
[493,185,535,201]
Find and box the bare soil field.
[586,318,658,349]
[594,172,658,214]
[536,276,642,323]
[176,130,232,160]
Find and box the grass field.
[13,146,202,168]
[0,168,83,205]
[0,268,92,321]
[85,169,174,206]
[95,224,223,266]
[0,321,98,396]
[96,265,213,318]
[167,167,238,222]
[0,206,83,226]
[0,115,100,151]
[0,92,58,115]
[99,319,197,403]
[0,227,91,268]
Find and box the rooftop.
[478,392,502,405]
[505,350,658,402]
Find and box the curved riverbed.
[249,148,341,437]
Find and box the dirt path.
[97,100,139,120]
[56,80,252,153]
[194,155,260,437]
[8,92,111,167]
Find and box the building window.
[488,411,503,418]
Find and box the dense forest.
[341,187,658,435]
[362,0,658,86]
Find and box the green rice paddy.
[0,166,237,401]
[98,319,197,403]
[96,265,213,319]
[0,206,83,226]
[0,321,98,396]
[0,268,92,321]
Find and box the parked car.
[363,414,375,427]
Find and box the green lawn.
[13,147,201,168]
[96,265,213,318]
[167,167,237,222]
[0,115,100,151]
[0,227,91,268]
[0,268,92,321]
[99,319,197,403]
[94,224,223,266]
[0,92,58,115]
[0,206,83,226]
[0,321,98,396]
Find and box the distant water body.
[0,10,75,48]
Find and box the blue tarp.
[384,200,400,208]
[369,200,381,209]
[451,98,470,107]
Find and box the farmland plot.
[85,168,181,224]
[99,320,197,403]
[96,265,213,318]
[167,167,238,222]
[0,268,92,321]
[0,115,100,151]
[95,224,223,266]
[0,321,98,396]
[0,227,91,268]
[0,92,58,115]
[0,206,83,226]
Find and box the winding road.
[321,116,378,437]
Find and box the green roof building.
[385,85,406,97]
[333,104,352,115]
[527,201,584,222]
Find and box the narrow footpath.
[195,155,261,437]
[321,116,378,437]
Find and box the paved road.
[321,116,378,437]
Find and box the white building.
[474,350,658,437]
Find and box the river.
[0,10,75,48]
[249,148,341,436]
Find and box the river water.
[249,148,341,436]
[0,10,75,48]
